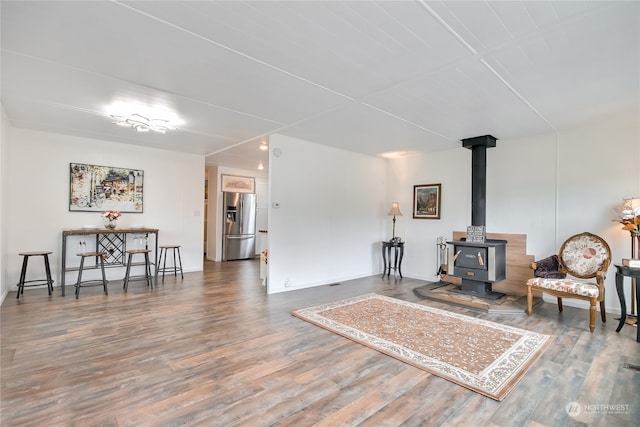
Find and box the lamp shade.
[388,202,402,216]
[624,197,640,214]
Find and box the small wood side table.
[614,264,640,342]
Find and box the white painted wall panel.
[267,134,386,293]
[390,119,639,315]
[0,107,9,303]
[4,129,204,290]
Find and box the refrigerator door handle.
[226,235,253,240]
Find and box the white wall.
[386,132,560,279]
[4,118,637,314]
[4,128,205,293]
[386,146,472,280]
[0,106,9,303]
[205,165,218,260]
[390,118,640,314]
[267,134,387,293]
[485,132,558,256]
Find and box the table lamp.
[387,202,402,241]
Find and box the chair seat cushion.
[527,277,599,298]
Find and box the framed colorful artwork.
[69,163,143,212]
[413,183,441,219]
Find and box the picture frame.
[413,183,441,219]
[221,174,255,193]
[69,163,144,213]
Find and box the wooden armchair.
[526,232,611,332]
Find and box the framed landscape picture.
[69,163,144,212]
[413,183,441,219]
[221,174,255,193]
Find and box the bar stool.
[157,245,184,282]
[16,251,54,299]
[123,249,153,292]
[75,252,109,299]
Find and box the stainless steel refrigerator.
[222,192,256,261]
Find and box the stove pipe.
[461,135,498,227]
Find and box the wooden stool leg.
[177,247,183,280]
[16,256,29,299]
[527,285,533,315]
[157,248,162,282]
[123,253,133,292]
[43,254,54,295]
[161,248,167,283]
[172,248,178,277]
[100,256,108,295]
[599,300,606,322]
[145,252,152,288]
[76,256,85,299]
[589,298,597,332]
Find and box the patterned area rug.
[292,293,553,401]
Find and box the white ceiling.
[2,1,638,172]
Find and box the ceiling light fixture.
[260,141,269,151]
[111,113,177,133]
[379,151,417,159]
[257,162,264,170]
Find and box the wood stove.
[446,135,508,300]
[447,238,507,299]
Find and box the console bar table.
[61,227,159,296]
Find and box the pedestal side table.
[382,241,404,279]
[614,264,640,342]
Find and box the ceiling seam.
[416,0,478,55]
[359,102,451,140]
[417,0,556,132]
[115,0,457,144]
[481,1,617,62]
[205,98,358,157]
[2,49,284,126]
[479,59,556,131]
[113,0,356,103]
[6,95,238,141]
[205,96,454,158]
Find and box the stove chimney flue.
[461,135,498,227]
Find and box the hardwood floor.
[1,260,638,426]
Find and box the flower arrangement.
[102,210,122,222]
[613,198,640,236]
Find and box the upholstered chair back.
[558,233,611,279]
